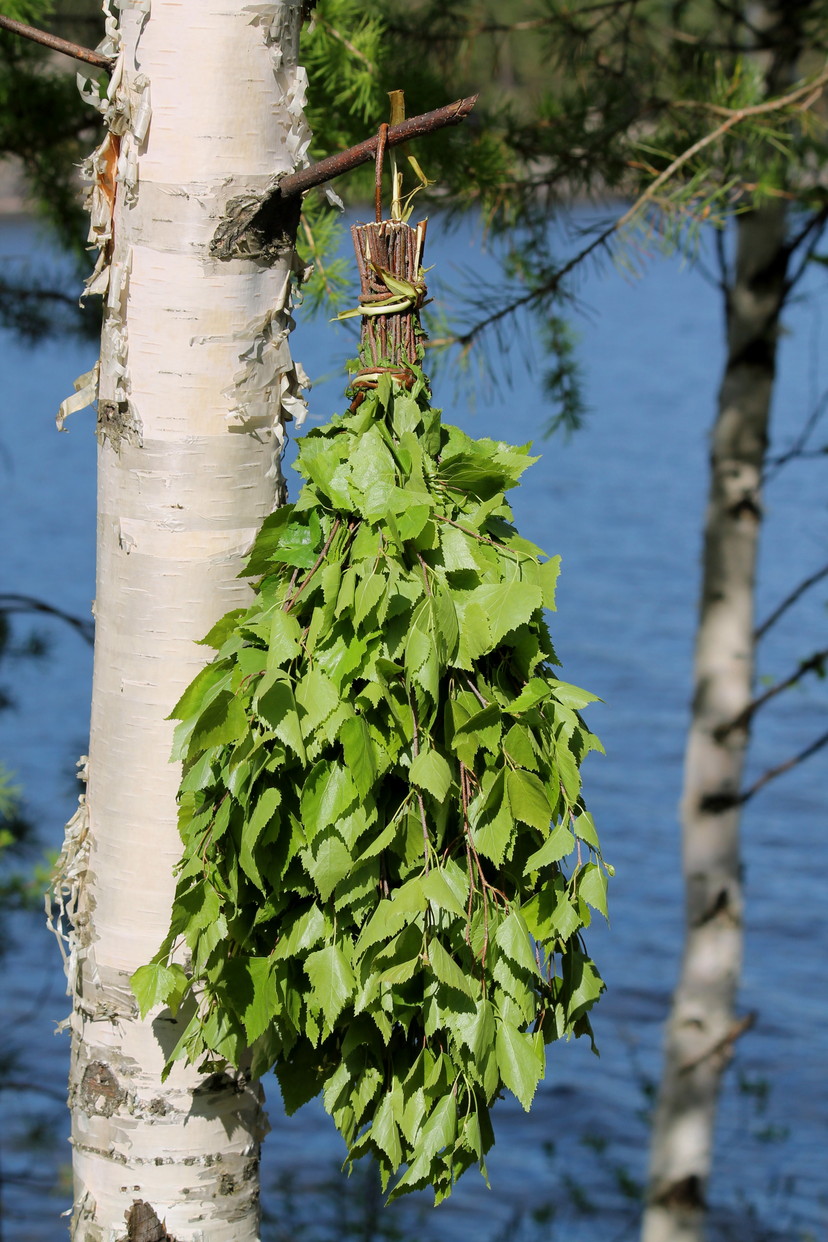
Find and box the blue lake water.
[0,213,826,1241]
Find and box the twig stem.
[0,13,113,70]
[277,95,478,201]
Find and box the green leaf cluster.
[135,368,608,1201]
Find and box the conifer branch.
[0,13,113,70]
[446,64,828,354]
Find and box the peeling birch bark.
[51,2,310,1237]
[642,8,806,1239]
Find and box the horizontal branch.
[211,94,478,259]
[0,13,113,70]
[277,95,479,200]
[716,648,828,739]
[755,560,828,640]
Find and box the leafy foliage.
[136,355,608,1201]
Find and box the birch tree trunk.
[642,6,807,1239]
[52,3,310,1237]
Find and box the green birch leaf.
[495,1021,544,1111]
[454,703,501,754]
[242,507,292,575]
[295,667,339,737]
[200,609,246,651]
[506,768,552,831]
[339,714,377,800]
[555,738,582,802]
[272,903,326,960]
[438,521,480,571]
[503,723,539,770]
[539,556,560,610]
[305,828,353,902]
[422,868,467,918]
[409,747,452,801]
[370,1093,403,1167]
[190,691,247,753]
[428,938,476,998]
[355,898,414,955]
[495,909,541,977]
[573,811,601,850]
[563,950,605,1019]
[222,956,276,1045]
[576,862,609,919]
[550,680,600,710]
[418,1093,458,1157]
[524,823,576,873]
[305,944,354,1030]
[470,582,542,644]
[300,761,356,837]
[470,769,512,865]
[131,962,188,1018]
[354,569,387,628]
[455,600,493,666]
[506,677,554,714]
[256,675,306,762]
[266,608,302,667]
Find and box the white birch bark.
[51,3,310,1238]
[642,6,805,1239]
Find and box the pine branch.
[444,62,828,355]
[715,648,828,740]
[0,13,112,70]
[755,562,828,640]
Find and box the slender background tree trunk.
[642,5,808,1239]
[53,2,310,1237]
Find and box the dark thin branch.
[0,593,94,645]
[716,648,828,739]
[0,13,113,70]
[739,729,828,805]
[679,1012,756,1072]
[784,205,828,295]
[277,94,478,201]
[453,224,615,352]
[765,386,828,481]
[755,561,828,640]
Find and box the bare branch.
[0,13,113,70]
[679,1012,756,1073]
[716,649,828,739]
[277,95,478,201]
[739,729,828,805]
[765,388,828,481]
[0,593,94,645]
[755,561,828,640]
